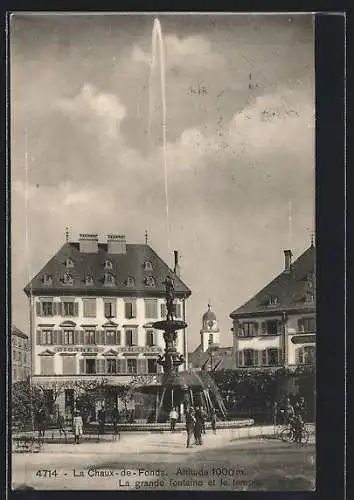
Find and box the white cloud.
[130,33,225,70]
[58,84,126,138]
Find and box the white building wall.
[233,311,316,368]
[32,295,186,376]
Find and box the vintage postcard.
[10,12,316,491]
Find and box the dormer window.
[85,275,94,286]
[268,296,279,306]
[65,258,74,269]
[126,276,135,288]
[104,260,113,271]
[144,276,155,287]
[62,272,73,285]
[144,261,153,271]
[104,273,115,286]
[42,274,52,286]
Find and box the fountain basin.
[153,319,187,331]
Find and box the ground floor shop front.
[31,373,222,425]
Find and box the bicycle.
[280,423,310,445]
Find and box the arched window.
[42,274,52,286]
[126,276,135,287]
[85,275,94,286]
[104,273,115,286]
[62,272,73,285]
[268,295,279,306]
[104,260,113,270]
[144,276,155,287]
[65,258,74,269]
[144,261,153,271]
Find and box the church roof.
[202,304,216,322]
[230,245,315,318]
[24,242,191,298]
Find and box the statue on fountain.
[164,275,175,321]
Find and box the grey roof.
[189,345,234,370]
[12,325,29,339]
[24,242,191,298]
[230,245,316,318]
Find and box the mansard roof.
[230,245,316,318]
[24,242,191,298]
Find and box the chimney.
[174,250,180,277]
[284,249,293,273]
[79,234,98,253]
[107,234,127,254]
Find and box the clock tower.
[200,304,220,352]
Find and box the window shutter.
[94,330,100,344]
[153,331,159,346]
[79,331,84,345]
[58,330,64,345]
[52,302,56,316]
[132,329,138,346]
[132,301,137,318]
[52,330,58,345]
[117,358,127,373]
[262,350,267,366]
[36,302,41,316]
[253,322,259,335]
[111,300,117,317]
[74,331,79,345]
[74,303,79,317]
[277,320,282,334]
[278,349,283,365]
[295,347,300,364]
[137,358,147,374]
[298,318,304,332]
[36,330,41,345]
[255,350,261,366]
[261,322,267,335]
[116,331,121,345]
[161,303,166,318]
[79,359,85,374]
[238,351,243,366]
[97,358,105,374]
[100,330,106,345]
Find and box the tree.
[12,380,45,429]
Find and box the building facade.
[230,245,316,370]
[12,325,32,382]
[24,233,191,419]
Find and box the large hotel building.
[25,233,191,420]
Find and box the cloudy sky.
[11,13,315,349]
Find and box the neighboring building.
[189,304,234,371]
[12,325,32,382]
[230,244,316,370]
[24,233,191,419]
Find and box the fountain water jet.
[148,18,170,253]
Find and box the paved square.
[12,429,315,491]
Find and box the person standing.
[194,407,204,445]
[283,397,295,425]
[73,411,83,444]
[112,406,120,437]
[98,407,106,436]
[185,408,195,448]
[210,408,217,435]
[57,412,66,438]
[169,407,178,432]
[295,397,307,421]
[37,408,46,438]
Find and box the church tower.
[200,304,220,352]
